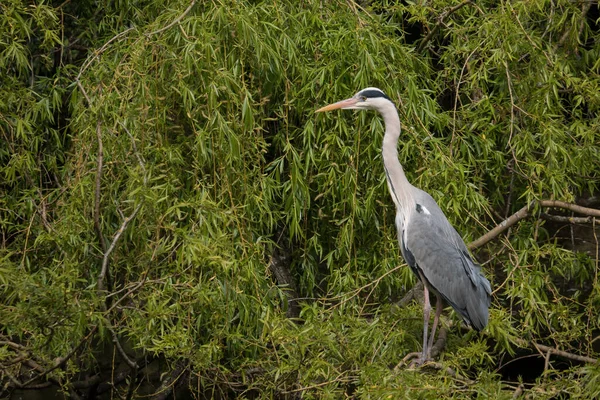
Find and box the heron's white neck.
[379,103,413,210]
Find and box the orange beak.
[315,97,358,113]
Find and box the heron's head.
[315,87,393,114]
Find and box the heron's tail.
[462,271,491,331]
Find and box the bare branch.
[107,322,138,369]
[532,342,597,364]
[97,204,141,293]
[281,370,356,394]
[76,80,92,106]
[106,275,147,314]
[469,200,600,249]
[541,200,600,217]
[469,203,531,249]
[540,213,597,224]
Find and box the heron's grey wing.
[403,193,491,330]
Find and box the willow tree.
[1,0,599,398]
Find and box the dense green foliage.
[1,0,599,398]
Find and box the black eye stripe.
[359,89,391,101]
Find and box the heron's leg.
[421,284,431,362]
[426,295,443,359]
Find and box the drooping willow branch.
[146,0,196,37]
[468,200,600,250]
[416,0,473,53]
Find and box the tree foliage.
[1,0,600,398]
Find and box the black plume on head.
[359,88,391,101]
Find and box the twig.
[119,121,147,184]
[426,361,472,383]
[449,43,482,155]
[328,264,405,311]
[532,342,597,364]
[105,275,147,314]
[509,3,554,66]
[469,200,600,249]
[416,0,472,53]
[76,27,135,81]
[543,347,552,372]
[97,204,142,293]
[281,371,356,394]
[469,202,531,249]
[107,323,138,369]
[76,80,92,106]
[94,120,107,254]
[540,213,597,224]
[75,27,135,106]
[557,1,592,48]
[146,1,196,37]
[542,200,600,217]
[90,120,147,382]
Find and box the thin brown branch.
[540,213,598,224]
[328,264,405,311]
[281,370,357,394]
[425,361,471,383]
[76,27,135,81]
[469,203,531,249]
[94,120,106,254]
[118,121,147,185]
[510,3,554,66]
[469,200,600,249]
[417,0,472,53]
[105,275,147,314]
[0,339,27,351]
[108,323,138,369]
[540,200,600,217]
[146,1,196,36]
[532,342,597,364]
[76,80,91,105]
[557,1,592,48]
[97,204,142,293]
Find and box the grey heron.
[316,87,491,364]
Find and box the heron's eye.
[360,96,367,101]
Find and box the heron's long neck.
[380,106,412,210]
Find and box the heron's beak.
[315,97,358,113]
